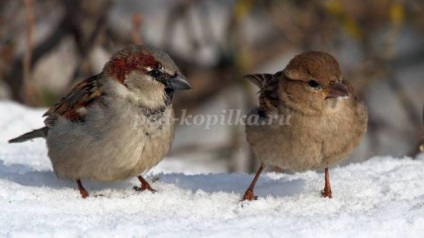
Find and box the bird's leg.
[134,175,157,193]
[242,164,264,201]
[321,167,332,198]
[76,179,89,198]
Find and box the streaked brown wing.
[245,72,281,118]
[43,74,104,127]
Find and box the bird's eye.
[307,80,320,88]
[148,69,162,78]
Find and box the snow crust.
[1,101,423,237]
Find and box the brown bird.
[9,45,192,198]
[242,51,367,200]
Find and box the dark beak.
[167,74,192,90]
[326,82,349,99]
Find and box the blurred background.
[0,0,423,173]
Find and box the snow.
[1,101,424,237]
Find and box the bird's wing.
[43,74,104,127]
[245,72,282,117]
[244,74,273,88]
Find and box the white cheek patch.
[76,107,88,115]
[113,80,131,97]
[337,95,350,101]
[114,72,167,108]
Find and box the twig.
[68,0,112,86]
[132,13,143,45]
[196,1,216,46]
[386,71,421,127]
[23,0,35,104]
[162,1,191,49]
[5,0,81,102]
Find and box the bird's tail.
[8,127,48,143]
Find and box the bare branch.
[23,0,35,104]
[132,13,143,45]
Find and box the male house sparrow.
[242,51,367,200]
[9,45,192,198]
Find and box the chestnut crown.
[104,45,191,91]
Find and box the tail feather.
[8,127,48,143]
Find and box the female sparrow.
[243,51,367,200]
[9,45,192,198]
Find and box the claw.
[133,185,157,193]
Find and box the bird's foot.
[133,184,157,193]
[241,189,258,201]
[79,189,89,199]
[135,176,157,193]
[76,179,89,199]
[321,188,332,198]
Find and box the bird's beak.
[326,82,349,99]
[167,74,192,90]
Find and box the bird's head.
[104,45,192,109]
[279,51,353,114]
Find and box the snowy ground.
[1,101,424,237]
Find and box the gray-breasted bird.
[243,51,367,200]
[9,45,192,198]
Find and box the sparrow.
[9,45,192,198]
[242,51,367,200]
